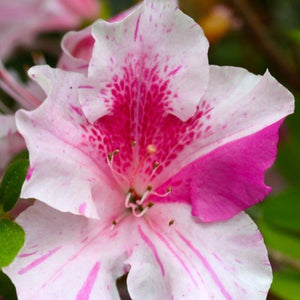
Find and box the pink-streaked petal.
[155,121,283,222]
[82,0,209,123]
[3,201,132,300]
[0,114,25,171]
[16,65,123,218]
[127,203,272,300]
[147,66,294,191]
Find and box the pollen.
[147,144,157,154]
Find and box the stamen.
[152,161,159,170]
[106,150,129,185]
[136,185,152,205]
[132,202,154,218]
[112,149,120,156]
[110,211,130,229]
[124,191,133,208]
[151,186,172,198]
[131,141,137,147]
[130,144,157,186]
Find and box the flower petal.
[127,203,272,300]
[149,66,294,195]
[3,201,131,300]
[16,65,121,218]
[58,26,94,73]
[155,120,283,222]
[58,1,179,74]
[81,0,209,123]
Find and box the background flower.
[0,0,100,60]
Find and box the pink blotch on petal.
[152,228,199,287]
[79,202,87,214]
[138,226,165,276]
[18,247,61,275]
[177,231,232,300]
[18,251,37,258]
[76,261,101,300]
[26,167,34,181]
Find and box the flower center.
[107,143,172,219]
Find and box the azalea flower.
[3,0,294,299]
[0,0,100,60]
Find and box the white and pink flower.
[3,0,294,299]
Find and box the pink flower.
[0,0,100,60]
[4,0,294,298]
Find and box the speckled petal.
[16,65,121,219]
[81,0,209,123]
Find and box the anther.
[107,153,112,161]
[133,202,154,217]
[131,141,137,147]
[136,185,152,205]
[152,161,159,170]
[107,149,129,185]
[112,149,120,156]
[147,201,154,208]
[110,211,129,230]
[169,219,174,226]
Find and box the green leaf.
[0,159,29,212]
[0,271,17,300]
[0,219,25,268]
[271,270,300,300]
[263,188,300,234]
[8,150,29,166]
[258,220,300,261]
